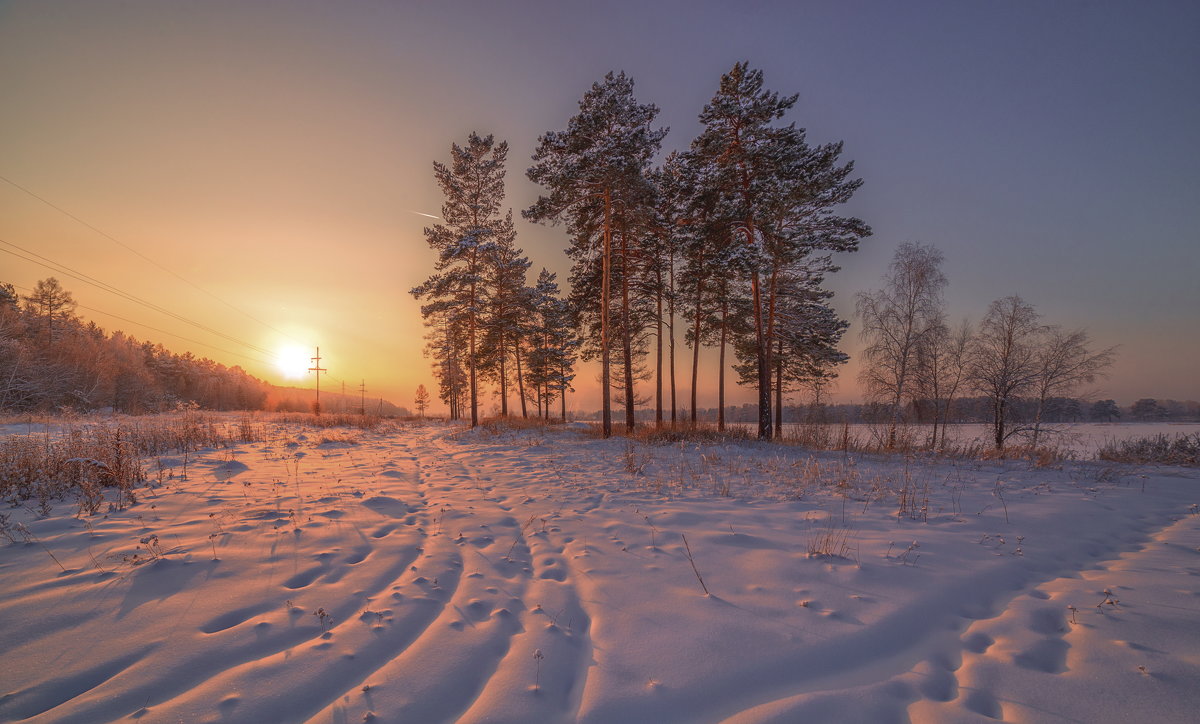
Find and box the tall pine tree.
[412,133,510,428]
[526,71,666,437]
[691,63,868,438]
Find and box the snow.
[1,420,1198,723]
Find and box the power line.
[0,172,303,344]
[0,238,282,359]
[2,244,353,386]
[0,174,386,398]
[8,282,280,368]
[308,347,327,415]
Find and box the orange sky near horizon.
[2,1,1196,414]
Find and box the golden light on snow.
[275,344,312,379]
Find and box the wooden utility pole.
[358,380,366,415]
[308,347,326,415]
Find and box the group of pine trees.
[414,63,869,439]
[0,278,271,413]
[411,134,580,427]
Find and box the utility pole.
[358,379,366,416]
[308,347,326,415]
[340,381,346,414]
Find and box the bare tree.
[968,296,1043,449]
[855,242,946,448]
[1029,328,1116,447]
[914,318,973,450]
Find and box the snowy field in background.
[1,421,1198,723]
[738,421,1200,457]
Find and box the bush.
[1098,433,1200,466]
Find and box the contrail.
[408,210,441,220]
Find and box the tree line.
[1,278,271,413]
[414,63,868,439]
[581,397,1198,427]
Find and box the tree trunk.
[1031,393,1046,449]
[994,397,1006,449]
[498,330,508,417]
[668,250,677,425]
[655,266,663,427]
[717,289,727,432]
[600,187,613,437]
[447,346,458,421]
[690,276,703,425]
[560,358,568,422]
[750,268,771,440]
[514,337,528,418]
[774,338,784,439]
[740,218,770,440]
[469,280,479,428]
[619,226,636,432]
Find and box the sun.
[275,345,312,380]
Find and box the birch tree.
[1028,328,1115,447]
[968,296,1043,449]
[913,318,973,450]
[855,242,947,448]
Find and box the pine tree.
[423,310,468,420]
[413,384,430,418]
[526,71,667,437]
[24,277,77,341]
[690,63,868,439]
[525,269,579,420]
[0,282,19,311]
[412,133,510,428]
[478,211,532,417]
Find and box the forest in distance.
[0,278,409,417]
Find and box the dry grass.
[1098,433,1200,466]
[806,513,856,560]
[270,412,390,430]
[977,444,1067,468]
[0,412,271,514]
[478,416,565,433]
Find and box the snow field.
[0,421,1197,723]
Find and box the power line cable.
[0,172,304,345]
[9,281,278,368]
[0,239,282,359]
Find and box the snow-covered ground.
[1,421,1198,723]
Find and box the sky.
[1,0,1197,412]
